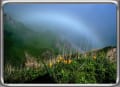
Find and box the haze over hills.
[4,14,78,66]
[4,13,117,67]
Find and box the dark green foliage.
[4,23,25,66]
[4,14,59,66]
[48,56,116,83]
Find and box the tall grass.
[4,50,117,83]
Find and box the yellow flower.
[49,62,52,68]
[59,56,64,61]
[57,59,60,63]
[64,60,67,64]
[68,59,72,64]
[93,56,96,60]
[57,55,64,61]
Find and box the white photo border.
[0,0,119,87]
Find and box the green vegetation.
[4,14,59,66]
[4,52,116,83]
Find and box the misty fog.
[4,4,117,52]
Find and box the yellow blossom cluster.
[49,62,53,68]
[57,55,64,63]
[57,55,72,64]
[64,59,72,64]
[93,55,96,60]
[48,55,73,68]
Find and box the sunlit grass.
[4,50,117,83]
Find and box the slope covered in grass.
[4,14,63,66]
[4,50,117,83]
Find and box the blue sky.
[3,3,117,50]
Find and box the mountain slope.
[4,14,74,66]
[4,14,58,66]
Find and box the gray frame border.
[0,0,119,87]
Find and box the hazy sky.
[3,3,117,50]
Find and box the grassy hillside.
[4,14,61,66]
[4,47,117,83]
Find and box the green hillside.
[4,14,60,66]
